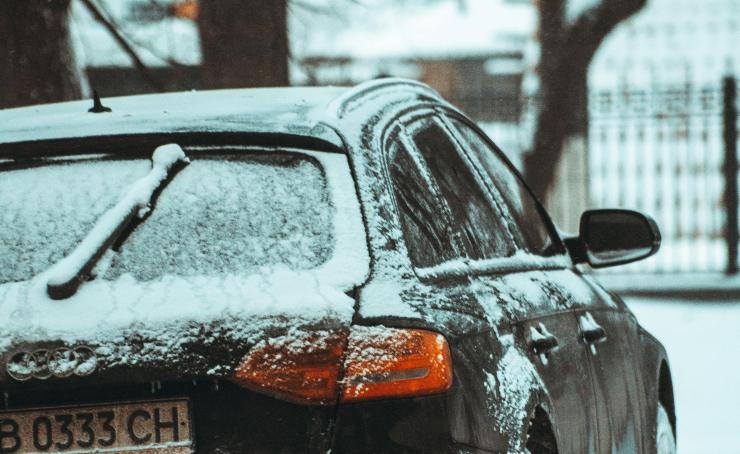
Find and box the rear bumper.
[2,381,488,453]
[2,380,336,453]
[334,394,453,453]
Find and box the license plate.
[0,398,193,454]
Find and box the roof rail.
[327,78,442,119]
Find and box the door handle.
[579,312,607,344]
[528,323,559,354]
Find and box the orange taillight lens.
[231,327,453,404]
[232,330,347,405]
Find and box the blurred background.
[1,0,739,452]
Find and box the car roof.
[0,79,445,157]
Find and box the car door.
[572,276,649,453]
[382,113,516,451]
[441,113,604,453]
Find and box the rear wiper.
[45,144,190,300]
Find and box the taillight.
[341,327,452,402]
[232,330,347,405]
[231,327,453,405]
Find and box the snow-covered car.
[0,79,674,454]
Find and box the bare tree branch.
[79,0,164,92]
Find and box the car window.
[0,152,338,284]
[409,118,514,260]
[102,153,334,281]
[0,159,151,283]
[447,117,563,256]
[387,136,460,268]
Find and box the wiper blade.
[45,144,190,300]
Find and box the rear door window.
[408,118,515,260]
[386,134,460,268]
[446,117,563,256]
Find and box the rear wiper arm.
[45,144,190,300]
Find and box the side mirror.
[567,209,661,268]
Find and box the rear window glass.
[0,153,334,284]
[103,154,333,281]
[0,159,150,283]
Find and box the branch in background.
[78,0,164,92]
[562,0,647,75]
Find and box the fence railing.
[588,76,739,274]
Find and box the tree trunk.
[524,0,647,203]
[0,0,82,108]
[198,0,289,88]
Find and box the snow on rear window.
[102,153,334,280]
[0,159,150,283]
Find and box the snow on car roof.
[0,86,350,148]
[0,80,447,158]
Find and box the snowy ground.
[625,297,740,454]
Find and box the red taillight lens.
[232,330,347,405]
[231,327,453,405]
[341,327,453,402]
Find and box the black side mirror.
[567,209,661,268]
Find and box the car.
[0,78,675,454]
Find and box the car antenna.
[88,90,112,113]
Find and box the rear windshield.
[0,151,334,284]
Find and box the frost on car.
[0,80,674,454]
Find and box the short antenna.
[88,90,112,113]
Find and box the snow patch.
[415,251,570,280]
[45,144,188,290]
[494,346,540,438]
[0,149,370,358]
[358,279,420,319]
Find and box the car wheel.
[656,402,676,454]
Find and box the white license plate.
[0,398,193,454]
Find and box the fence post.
[723,76,738,275]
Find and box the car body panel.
[0,79,673,454]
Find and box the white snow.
[0,148,370,357]
[0,158,150,283]
[303,150,371,290]
[415,251,571,280]
[494,343,542,439]
[627,297,740,454]
[357,279,420,319]
[501,272,549,306]
[45,144,188,289]
[0,87,346,146]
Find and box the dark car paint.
[327,85,672,453]
[0,81,673,454]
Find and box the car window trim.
[381,108,572,282]
[416,254,572,281]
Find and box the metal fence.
[588,76,739,274]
